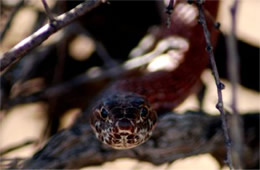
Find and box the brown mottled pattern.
[90,92,157,149]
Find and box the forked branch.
[0,0,102,72]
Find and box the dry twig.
[0,157,26,169]
[17,112,258,169]
[0,0,103,72]
[41,0,55,23]
[196,0,233,169]
[165,0,175,27]
[226,0,243,168]
[0,140,36,156]
[0,0,24,41]
[4,35,182,109]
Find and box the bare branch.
[0,0,103,72]
[195,0,233,169]
[0,0,24,41]
[0,157,26,169]
[41,0,55,23]
[18,112,258,169]
[3,35,183,109]
[72,23,119,68]
[165,0,175,27]
[0,140,36,156]
[226,0,243,168]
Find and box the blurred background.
[0,0,259,169]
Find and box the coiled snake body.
[90,1,219,149]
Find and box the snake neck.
[113,1,219,113]
[87,0,220,150]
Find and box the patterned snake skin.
[90,0,219,149]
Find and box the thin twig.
[0,0,24,41]
[229,0,240,117]
[0,157,27,169]
[43,33,68,137]
[203,7,221,29]
[0,0,103,72]
[227,0,243,168]
[73,23,119,68]
[4,36,184,109]
[96,41,119,68]
[0,140,36,156]
[196,0,233,169]
[165,0,174,27]
[41,0,55,23]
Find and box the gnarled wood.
[20,112,259,169]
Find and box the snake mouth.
[110,134,143,149]
[116,118,134,132]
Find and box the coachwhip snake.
[89,0,219,149]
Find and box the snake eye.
[100,108,109,119]
[140,107,148,118]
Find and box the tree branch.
[3,35,183,110]
[0,0,103,72]
[17,111,258,169]
[0,0,24,41]
[41,0,55,23]
[226,0,243,168]
[196,0,233,169]
[0,140,36,156]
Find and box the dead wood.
[19,111,259,169]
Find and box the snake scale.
[89,0,219,149]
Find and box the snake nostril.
[118,119,132,130]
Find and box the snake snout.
[117,118,133,131]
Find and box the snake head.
[90,92,157,149]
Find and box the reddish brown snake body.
[89,0,219,149]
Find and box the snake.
[89,0,219,149]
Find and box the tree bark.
[21,111,259,169]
